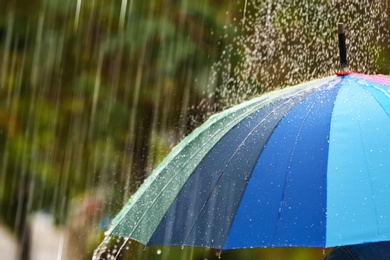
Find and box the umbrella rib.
[182,100,296,247]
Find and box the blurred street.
[0,224,16,259]
[0,213,64,260]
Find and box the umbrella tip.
[338,23,344,34]
[336,23,352,76]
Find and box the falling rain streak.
[211,0,389,110]
[0,0,389,259]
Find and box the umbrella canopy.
[108,73,390,250]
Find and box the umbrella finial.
[336,23,351,76]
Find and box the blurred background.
[0,0,389,259]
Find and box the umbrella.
[107,25,390,250]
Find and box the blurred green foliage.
[0,0,237,258]
[0,0,230,222]
[0,0,389,259]
[94,239,332,260]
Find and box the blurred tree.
[0,0,238,259]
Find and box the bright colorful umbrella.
[107,25,390,249]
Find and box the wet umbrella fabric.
[109,74,390,249]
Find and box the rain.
[0,0,389,259]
